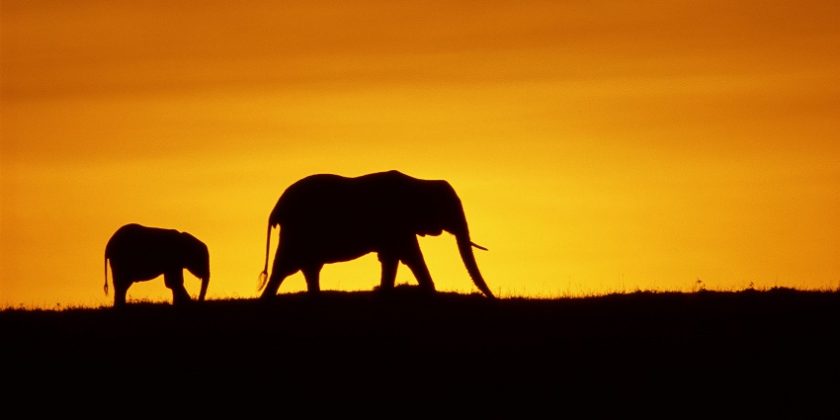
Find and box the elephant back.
[106,223,180,258]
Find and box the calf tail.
[258,222,271,291]
[104,254,109,296]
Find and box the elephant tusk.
[470,241,489,251]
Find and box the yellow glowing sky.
[2,1,839,308]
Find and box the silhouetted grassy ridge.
[2,288,838,415]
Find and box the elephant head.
[410,180,494,298]
[181,232,210,302]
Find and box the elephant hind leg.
[378,253,398,292]
[261,262,297,299]
[302,264,323,294]
[112,273,129,308]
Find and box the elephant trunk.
[198,276,209,301]
[457,235,495,299]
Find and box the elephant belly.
[318,245,373,264]
[312,235,375,263]
[111,254,177,282]
[282,227,378,265]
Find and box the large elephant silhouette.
[258,170,494,299]
[104,223,210,308]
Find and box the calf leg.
[164,270,191,306]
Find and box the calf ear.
[178,232,200,255]
[181,232,209,258]
[180,232,205,249]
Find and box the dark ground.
[2,288,838,415]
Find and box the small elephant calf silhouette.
[104,223,210,307]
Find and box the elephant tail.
[103,254,109,296]
[258,221,271,291]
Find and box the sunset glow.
[2,0,839,308]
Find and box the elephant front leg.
[378,253,398,292]
[400,237,435,293]
[164,270,191,306]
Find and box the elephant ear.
[430,180,464,235]
[412,192,446,236]
[180,232,208,261]
[181,232,205,250]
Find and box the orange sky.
[2,0,839,308]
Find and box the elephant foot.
[172,293,192,307]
